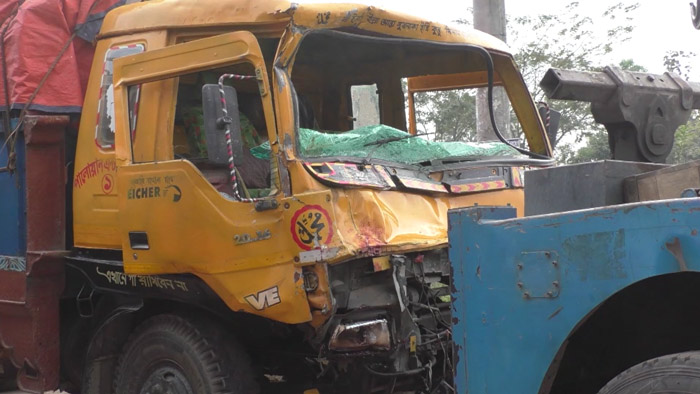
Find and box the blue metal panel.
[448,199,700,393]
[0,119,26,257]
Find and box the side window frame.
[95,44,145,150]
[112,32,281,200]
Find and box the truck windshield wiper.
[363,132,430,147]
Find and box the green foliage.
[618,58,646,72]
[508,1,639,162]
[425,2,700,166]
[668,116,700,164]
[663,50,696,80]
[415,1,643,163]
[556,129,611,163]
[413,89,476,142]
[662,50,698,164]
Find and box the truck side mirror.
[538,103,561,148]
[202,84,244,166]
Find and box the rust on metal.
[665,237,689,272]
[0,115,68,392]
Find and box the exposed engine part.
[329,319,391,352]
[303,270,319,292]
[322,249,454,392]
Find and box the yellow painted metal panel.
[326,188,525,258]
[101,0,294,38]
[290,3,510,51]
[73,31,168,249]
[113,34,253,88]
[495,55,553,156]
[116,161,321,323]
[101,1,511,53]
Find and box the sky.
[298,0,700,78]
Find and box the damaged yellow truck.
[0,0,553,392]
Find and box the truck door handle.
[254,199,279,212]
[129,231,150,250]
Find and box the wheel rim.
[140,364,195,394]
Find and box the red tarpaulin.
[0,0,125,113]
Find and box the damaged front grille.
[324,249,454,392]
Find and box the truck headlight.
[328,319,391,352]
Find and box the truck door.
[110,32,312,323]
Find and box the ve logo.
[244,286,281,310]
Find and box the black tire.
[113,314,258,394]
[598,351,700,394]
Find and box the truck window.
[410,88,476,142]
[95,44,145,149]
[409,86,523,144]
[128,63,274,199]
[291,31,529,165]
[350,84,380,128]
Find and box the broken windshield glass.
[298,125,521,164]
[288,30,542,166]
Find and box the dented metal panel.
[448,199,700,393]
[99,0,294,37]
[100,0,510,52]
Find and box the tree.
[414,1,642,163]
[413,89,476,142]
[663,50,698,164]
[663,50,696,80]
[509,1,639,162]
[668,118,700,164]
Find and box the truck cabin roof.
[100,0,512,55]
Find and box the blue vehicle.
[448,163,700,393]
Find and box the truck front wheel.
[598,351,700,393]
[113,314,258,394]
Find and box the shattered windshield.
[297,125,521,164]
[290,30,533,165]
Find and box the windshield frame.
[279,28,551,168]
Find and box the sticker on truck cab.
[290,205,333,250]
[127,175,182,202]
[244,286,281,310]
